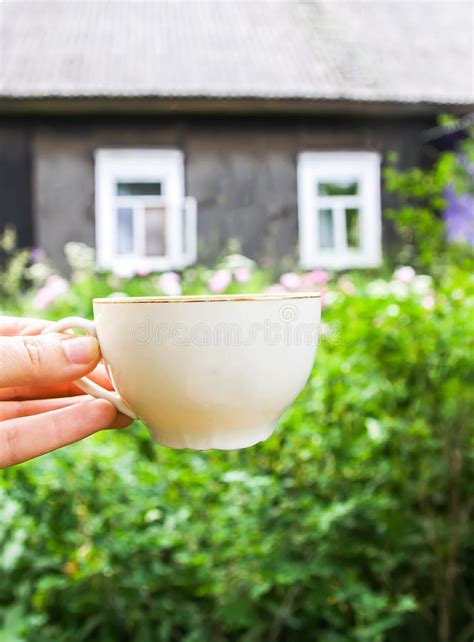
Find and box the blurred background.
[0,1,473,641]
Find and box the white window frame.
[95,148,197,272]
[297,151,382,270]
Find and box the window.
[95,149,197,272]
[297,151,382,269]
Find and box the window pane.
[345,208,360,248]
[318,181,358,196]
[116,207,134,255]
[318,209,335,249]
[116,181,162,196]
[145,206,166,256]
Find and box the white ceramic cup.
[43,293,321,450]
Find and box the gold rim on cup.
[93,293,322,304]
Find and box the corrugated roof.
[0,0,472,105]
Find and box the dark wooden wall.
[0,113,436,270]
[0,121,33,247]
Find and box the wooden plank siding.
[0,122,33,247]
[1,114,436,271]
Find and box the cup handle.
[42,316,137,419]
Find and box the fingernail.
[62,336,99,364]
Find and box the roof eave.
[0,95,473,117]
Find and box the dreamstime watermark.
[132,305,341,348]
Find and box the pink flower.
[32,275,69,310]
[265,284,287,294]
[208,269,232,293]
[135,264,151,277]
[338,276,356,295]
[280,272,303,291]
[234,267,251,283]
[157,272,181,296]
[421,292,436,310]
[304,269,329,286]
[32,290,52,311]
[394,266,416,284]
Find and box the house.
[0,0,472,273]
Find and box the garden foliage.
[0,242,473,642]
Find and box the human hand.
[0,316,132,468]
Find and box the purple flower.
[30,247,45,263]
[444,187,474,246]
[208,269,232,293]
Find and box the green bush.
[1,257,473,642]
[384,120,474,275]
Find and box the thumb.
[0,333,100,388]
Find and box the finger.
[0,363,114,402]
[0,333,100,388]
[80,362,115,391]
[0,396,84,421]
[0,382,80,402]
[0,316,51,337]
[0,395,133,427]
[0,382,83,402]
[0,399,118,468]
[107,412,134,429]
